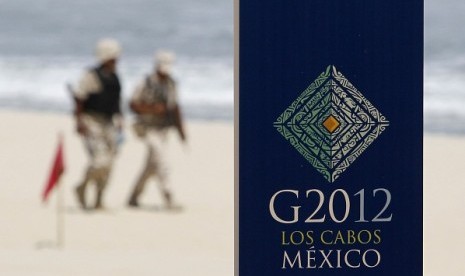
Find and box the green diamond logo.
[273,65,389,183]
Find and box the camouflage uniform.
[128,74,179,207]
[74,66,122,209]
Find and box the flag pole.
[56,178,65,248]
[41,132,65,249]
[56,133,65,249]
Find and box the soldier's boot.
[127,179,146,208]
[75,184,87,209]
[128,160,155,208]
[75,167,94,209]
[128,193,140,208]
[94,186,105,210]
[162,190,173,209]
[94,168,110,210]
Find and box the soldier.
[128,50,186,209]
[72,38,123,210]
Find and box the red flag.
[42,136,65,202]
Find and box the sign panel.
[238,0,423,275]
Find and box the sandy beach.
[0,110,233,275]
[0,110,464,275]
[423,133,465,275]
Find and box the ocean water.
[425,0,465,133]
[0,0,233,120]
[0,0,464,132]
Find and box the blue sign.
[238,0,423,275]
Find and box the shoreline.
[0,104,234,123]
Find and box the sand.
[424,134,465,275]
[0,110,233,275]
[0,110,463,275]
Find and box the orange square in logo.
[323,115,340,133]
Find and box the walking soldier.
[72,38,123,210]
[128,50,186,208]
